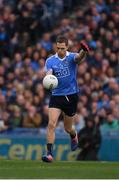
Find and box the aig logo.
[55,67,70,78]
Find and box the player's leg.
[63,93,79,151]
[42,108,61,162]
[64,114,78,151]
[47,108,61,153]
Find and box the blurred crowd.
[0,0,119,132]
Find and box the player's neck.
[57,53,66,59]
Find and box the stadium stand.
[0,0,119,136]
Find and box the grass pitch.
[0,160,119,179]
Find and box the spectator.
[101,113,119,130]
[9,105,23,128]
[77,116,101,161]
[23,105,42,128]
[0,111,10,131]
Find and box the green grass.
[0,160,119,179]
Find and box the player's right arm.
[44,58,53,75]
[46,69,53,75]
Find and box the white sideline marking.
[0,166,72,170]
[0,179,107,180]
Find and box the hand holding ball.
[43,74,58,90]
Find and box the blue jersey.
[45,51,79,95]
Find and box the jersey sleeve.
[44,58,53,73]
[70,52,79,62]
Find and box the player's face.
[56,42,68,58]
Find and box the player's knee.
[48,122,56,130]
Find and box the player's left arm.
[74,41,90,64]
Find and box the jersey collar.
[55,51,69,61]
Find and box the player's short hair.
[56,35,68,46]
